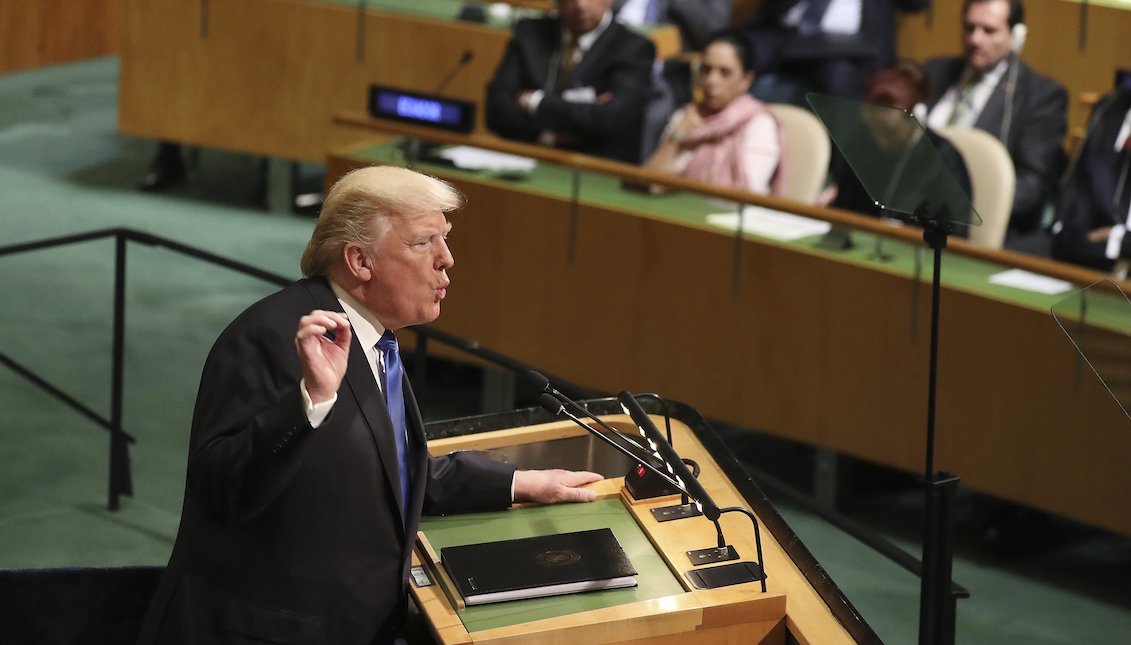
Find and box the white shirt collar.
[330,279,387,360]
[1114,106,1131,153]
[575,10,613,53]
[977,58,1010,88]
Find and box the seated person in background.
[741,0,929,101]
[643,30,784,195]
[1051,90,1131,273]
[485,0,656,164]
[823,60,971,221]
[924,0,1067,239]
[613,0,730,52]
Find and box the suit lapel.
[976,81,1007,142]
[530,20,561,92]
[402,375,429,531]
[302,278,410,532]
[570,21,620,86]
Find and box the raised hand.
[294,310,352,403]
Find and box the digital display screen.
[368,86,475,133]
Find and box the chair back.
[937,126,1015,249]
[768,103,830,203]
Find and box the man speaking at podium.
[137,166,602,645]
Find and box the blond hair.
[300,166,464,277]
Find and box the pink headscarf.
[681,94,785,195]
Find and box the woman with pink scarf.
[645,30,784,195]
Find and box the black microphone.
[526,371,650,455]
[532,387,684,495]
[618,391,721,522]
[433,49,474,96]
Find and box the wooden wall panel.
[0,0,120,74]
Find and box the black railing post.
[109,234,133,511]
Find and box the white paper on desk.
[987,268,1073,295]
[435,146,537,173]
[706,206,831,241]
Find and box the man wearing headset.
[924,0,1067,243]
[485,0,656,163]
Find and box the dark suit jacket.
[613,0,730,51]
[485,17,656,163]
[1052,90,1131,270]
[137,277,515,645]
[744,0,929,72]
[924,56,1068,233]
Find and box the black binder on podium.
[441,528,638,606]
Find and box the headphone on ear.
[1011,23,1028,54]
[1000,20,1028,142]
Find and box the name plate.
[368,85,476,134]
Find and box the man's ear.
[342,243,371,281]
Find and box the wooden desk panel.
[0,0,120,73]
[119,0,510,162]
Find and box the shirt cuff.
[301,378,336,428]
[510,471,516,503]
[1106,225,1126,261]
[521,90,545,114]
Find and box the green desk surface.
[418,498,685,633]
[345,142,1131,333]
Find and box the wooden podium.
[411,400,875,644]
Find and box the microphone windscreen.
[525,370,551,392]
[537,392,564,414]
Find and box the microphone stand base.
[687,544,740,566]
[649,502,703,522]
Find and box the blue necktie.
[377,331,411,520]
[643,0,662,26]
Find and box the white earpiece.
[1011,23,1028,54]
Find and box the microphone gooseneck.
[433,48,475,95]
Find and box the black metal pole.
[924,232,943,479]
[918,223,960,645]
[109,234,133,511]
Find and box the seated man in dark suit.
[741,0,929,101]
[136,166,603,645]
[612,0,730,52]
[923,0,1067,239]
[1051,90,1131,273]
[486,0,656,163]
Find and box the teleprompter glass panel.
[1052,279,1131,421]
[806,93,982,230]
